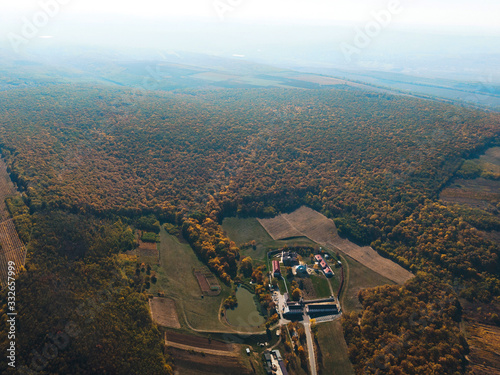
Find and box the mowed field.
[259,206,338,244]
[316,320,355,375]
[148,227,230,331]
[0,219,26,266]
[166,331,234,353]
[169,347,256,375]
[465,322,500,375]
[149,297,181,329]
[258,206,413,285]
[222,216,318,261]
[440,178,500,209]
[479,146,500,167]
[0,219,27,285]
[166,331,263,375]
[441,147,500,210]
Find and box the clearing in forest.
[440,178,500,210]
[258,206,413,285]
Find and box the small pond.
[225,287,265,328]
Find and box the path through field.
[165,331,238,357]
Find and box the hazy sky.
[1,0,498,82]
[2,0,499,30]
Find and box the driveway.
[303,311,317,375]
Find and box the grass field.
[463,146,500,177]
[166,330,234,351]
[316,320,355,375]
[340,254,395,312]
[310,274,332,298]
[149,297,181,329]
[278,277,288,295]
[480,147,500,163]
[327,266,342,296]
[440,177,500,209]
[464,322,500,374]
[440,146,500,210]
[148,227,230,331]
[222,217,318,261]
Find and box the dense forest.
[0,86,498,289]
[0,204,173,374]
[343,274,467,375]
[0,84,499,373]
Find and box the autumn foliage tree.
[343,274,467,375]
[240,256,253,278]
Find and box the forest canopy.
[0,85,498,291]
[0,84,499,374]
[343,274,468,375]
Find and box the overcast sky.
[1,0,498,82]
[2,0,499,30]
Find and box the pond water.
[225,287,265,328]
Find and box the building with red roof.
[272,260,281,277]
